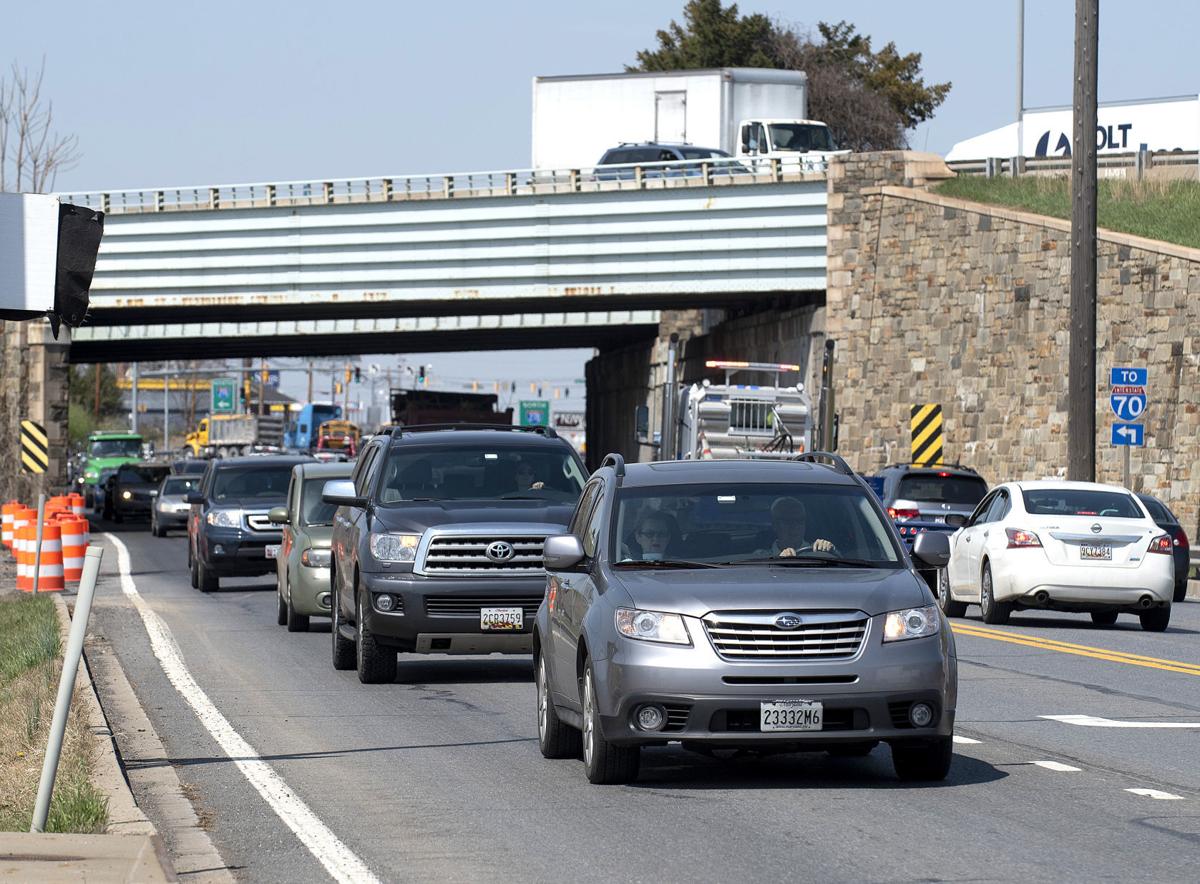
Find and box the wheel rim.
[981,568,992,615]
[937,569,949,607]
[582,670,595,767]
[537,656,548,741]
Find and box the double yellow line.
[952,623,1200,677]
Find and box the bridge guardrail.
[58,155,830,216]
[948,150,1199,177]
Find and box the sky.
[5,0,1196,401]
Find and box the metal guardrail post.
[100,193,110,214]
[1135,149,1149,181]
[570,169,580,192]
[382,178,393,201]
[266,183,277,206]
[209,187,220,210]
[772,157,782,182]
[322,181,333,204]
[702,161,712,186]
[31,546,105,833]
[154,191,164,212]
[31,493,45,594]
[505,172,515,196]
[443,176,454,199]
[634,165,644,188]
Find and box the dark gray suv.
[324,425,587,684]
[535,453,957,785]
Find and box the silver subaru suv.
[534,452,957,785]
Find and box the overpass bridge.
[60,158,829,362]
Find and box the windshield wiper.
[613,559,721,570]
[723,556,878,568]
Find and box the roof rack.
[793,451,855,477]
[600,452,626,482]
[880,462,978,474]
[386,423,558,439]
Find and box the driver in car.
[761,496,837,557]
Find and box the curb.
[1188,578,1199,601]
[52,594,158,839]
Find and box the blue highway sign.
[1111,423,1144,447]
[1110,367,1148,386]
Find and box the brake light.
[1173,527,1189,551]
[1148,534,1173,555]
[888,500,920,521]
[1005,528,1042,548]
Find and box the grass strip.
[0,593,108,833]
[933,176,1200,251]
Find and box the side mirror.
[268,505,289,525]
[634,405,650,444]
[185,491,205,505]
[944,513,968,529]
[543,535,586,571]
[322,479,366,508]
[912,531,951,569]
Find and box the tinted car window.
[985,491,1010,522]
[377,444,586,504]
[1021,488,1142,518]
[1138,496,1173,522]
[212,465,295,500]
[679,147,731,159]
[120,465,169,484]
[898,473,988,505]
[301,477,338,526]
[612,483,900,565]
[768,123,837,152]
[90,439,141,457]
[161,477,197,495]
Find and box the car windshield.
[897,473,988,505]
[119,465,169,484]
[1021,488,1143,518]
[161,477,197,495]
[212,465,295,500]
[90,439,141,458]
[301,476,341,526]
[173,460,208,474]
[768,123,837,152]
[377,444,586,504]
[613,482,901,566]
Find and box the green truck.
[78,432,144,506]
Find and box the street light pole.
[1016,0,1025,156]
[1068,0,1099,482]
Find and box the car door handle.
[965,536,972,543]
[982,532,989,539]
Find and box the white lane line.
[106,534,379,884]
[1126,788,1185,800]
[1042,714,1200,729]
[1031,761,1082,772]
[952,735,982,745]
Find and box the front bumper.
[994,556,1174,609]
[359,571,544,654]
[290,563,333,617]
[589,617,955,747]
[199,528,282,577]
[154,508,189,529]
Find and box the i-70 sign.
[1109,367,1146,448]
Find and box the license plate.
[1080,544,1111,560]
[481,606,523,631]
[760,699,824,732]
[265,545,281,559]
[933,515,947,524]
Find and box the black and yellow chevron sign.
[910,404,944,467]
[20,420,49,475]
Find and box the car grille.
[424,596,545,619]
[702,612,868,661]
[245,513,275,532]
[418,535,547,576]
[662,703,691,733]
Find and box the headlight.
[84,470,97,479]
[205,509,243,528]
[615,608,690,645]
[121,490,132,500]
[301,548,332,567]
[369,533,420,562]
[883,605,940,642]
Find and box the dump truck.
[184,414,285,458]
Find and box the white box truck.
[531,68,842,170]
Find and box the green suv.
[78,432,144,506]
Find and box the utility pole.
[130,363,139,434]
[93,365,101,420]
[307,361,314,403]
[1068,0,1099,482]
[1016,0,1025,156]
[163,361,170,452]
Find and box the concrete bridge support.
[0,319,71,500]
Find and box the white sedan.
[939,480,1175,631]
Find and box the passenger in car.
[759,497,837,556]
[622,511,679,561]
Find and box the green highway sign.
[211,377,237,414]
[519,400,550,426]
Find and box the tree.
[0,58,80,193]
[629,3,951,151]
[69,364,122,417]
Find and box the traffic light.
[417,365,427,384]
[335,381,343,395]
[344,367,352,384]
[260,369,269,384]
[354,367,362,382]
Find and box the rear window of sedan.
[161,477,197,495]
[897,473,987,505]
[1021,488,1143,518]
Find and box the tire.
[1090,610,1119,626]
[536,647,581,759]
[1173,580,1188,604]
[1139,605,1171,632]
[330,580,355,670]
[355,587,396,684]
[189,552,199,589]
[828,741,879,758]
[276,582,287,626]
[197,560,218,593]
[581,661,640,785]
[979,562,1011,625]
[891,736,953,782]
[285,576,310,633]
[936,567,968,618]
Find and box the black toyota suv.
[103,461,171,522]
[324,425,587,683]
[187,454,312,592]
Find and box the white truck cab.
[736,118,847,168]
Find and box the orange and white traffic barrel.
[1,501,17,550]
[15,524,32,591]
[28,522,65,592]
[11,508,33,553]
[60,518,87,583]
[69,493,86,517]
